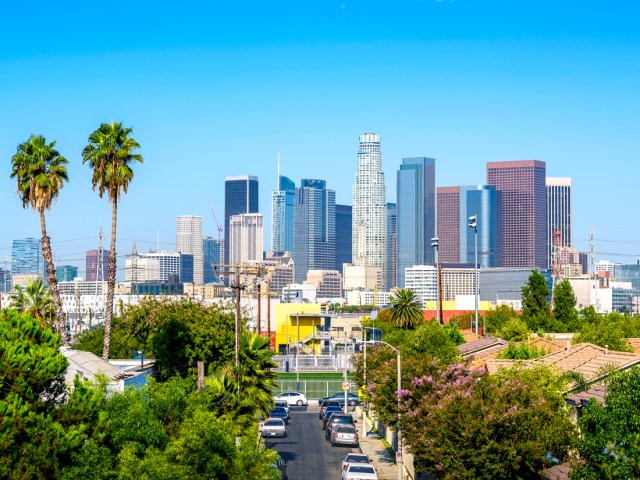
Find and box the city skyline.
[2,2,640,274]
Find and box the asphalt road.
[264,405,359,480]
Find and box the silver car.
[343,464,378,480]
[261,418,287,438]
[330,425,359,447]
[274,392,308,406]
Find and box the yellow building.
[275,303,323,354]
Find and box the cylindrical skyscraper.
[352,133,388,290]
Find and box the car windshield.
[349,466,375,473]
[345,454,368,463]
[272,407,286,412]
[333,415,353,422]
[264,420,283,426]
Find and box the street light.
[431,237,440,324]
[366,339,403,480]
[468,215,479,335]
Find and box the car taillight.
[334,433,338,438]
[327,423,331,428]
[354,434,359,439]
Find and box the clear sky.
[1,1,639,277]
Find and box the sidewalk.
[356,407,400,480]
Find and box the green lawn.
[274,372,358,398]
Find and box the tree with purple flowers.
[401,364,576,479]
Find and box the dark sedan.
[319,392,360,407]
[270,406,290,424]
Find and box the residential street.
[264,405,359,479]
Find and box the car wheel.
[296,400,303,406]
[349,400,356,406]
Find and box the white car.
[261,418,287,438]
[341,453,371,478]
[274,392,308,406]
[343,464,378,480]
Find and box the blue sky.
[1,1,639,276]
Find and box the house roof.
[62,348,129,385]
[540,461,583,480]
[565,384,607,407]
[487,343,640,380]
[458,337,507,356]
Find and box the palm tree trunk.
[102,198,118,360]
[40,210,69,346]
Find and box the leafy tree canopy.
[497,317,531,342]
[553,279,579,330]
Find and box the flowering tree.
[401,364,576,480]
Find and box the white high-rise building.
[176,216,203,284]
[352,133,388,290]
[547,177,572,269]
[229,213,264,265]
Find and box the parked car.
[325,414,355,439]
[343,464,378,480]
[274,400,289,414]
[331,425,359,447]
[319,392,360,407]
[270,454,287,479]
[341,453,370,477]
[261,418,287,438]
[270,406,290,424]
[319,400,341,419]
[321,406,344,427]
[274,392,308,406]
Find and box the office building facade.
[176,216,204,284]
[86,249,109,282]
[203,236,221,283]
[487,160,547,268]
[272,175,295,254]
[293,179,336,283]
[547,177,572,268]
[224,175,259,265]
[56,265,78,282]
[396,157,436,287]
[12,238,44,277]
[437,187,461,264]
[229,213,264,265]
[335,204,352,273]
[352,133,388,290]
[387,202,397,289]
[460,185,502,268]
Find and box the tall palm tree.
[238,333,278,421]
[9,278,55,327]
[10,135,69,345]
[82,122,143,360]
[388,288,424,330]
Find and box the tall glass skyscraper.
[224,176,259,265]
[335,204,352,274]
[396,157,436,288]
[294,179,336,283]
[272,175,295,254]
[387,203,397,289]
[12,238,44,276]
[547,177,572,268]
[203,236,221,283]
[460,185,503,268]
[352,133,388,290]
[487,160,547,268]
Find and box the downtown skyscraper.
[352,133,388,290]
[272,174,295,254]
[487,160,547,268]
[12,238,44,276]
[224,175,259,265]
[335,204,352,273]
[293,179,336,283]
[176,215,203,284]
[396,157,436,287]
[547,177,572,268]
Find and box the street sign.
[396,451,402,463]
[341,381,351,391]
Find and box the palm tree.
[388,288,424,330]
[9,278,55,327]
[10,135,69,345]
[238,333,278,422]
[82,122,143,360]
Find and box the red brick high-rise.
[487,160,547,268]
[436,186,460,263]
[85,249,109,281]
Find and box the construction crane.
[209,203,224,281]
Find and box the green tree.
[237,333,278,425]
[553,279,579,330]
[497,317,531,342]
[522,269,556,331]
[0,310,85,478]
[10,134,69,345]
[496,342,548,360]
[484,305,520,335]
[82,122,143,360]
[402,364,576,480]
[573,311,633,352]
[404,321,461,365]
[8,278,55,327]
[571,367,640,479]
[388,288,423,330]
